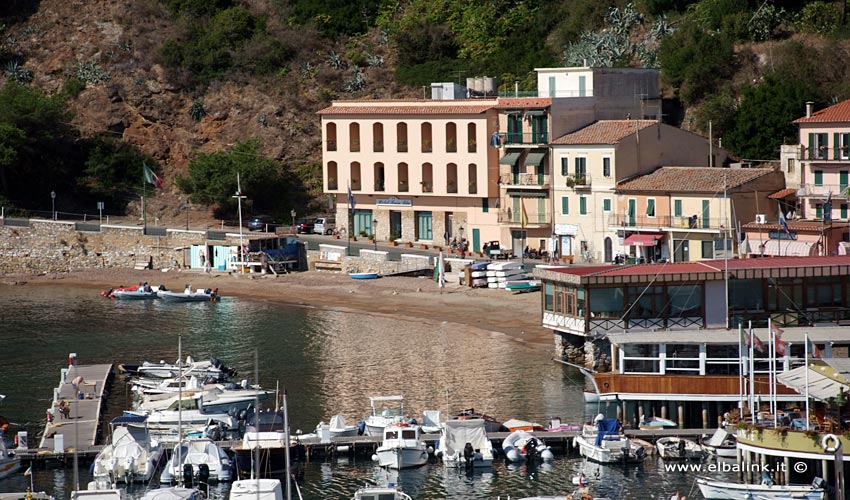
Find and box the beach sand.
[9,268,554,352]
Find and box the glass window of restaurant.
[666,343,700,372]
[807,276,843,308]
[590,287,624,318]
[544,282,554,311]
[554,283,564,313]
[667,284,702,317]
[564,285,577,316]
[622,344,660,373]
[627,285,663,318]
[768,278,803,312]
[706,344,740,375]
[729,279,763,311]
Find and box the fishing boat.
[92,416,164,483]
[655,436,704,460]
[352,485,413,500]
[160,438,233,483]
[502,429,554,462]
[574,419,647,465]
[435,418,494,468]
[374,422,429,469]
[361,396,405,436]
[158,286,220,302]
[696,476,825,500]
[349,272,379,279]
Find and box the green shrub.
[795,1,841,35]
[165,0,232,17]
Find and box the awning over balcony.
[623,233,663,247]
[499,152,521,165]
[768,188,798,200]
[743,239,817,257]
[523,150,547,167]
[776,363,850,402]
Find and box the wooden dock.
[36,357,113,454]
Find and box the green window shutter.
[674,200,682,217]
[603,199,611,211]
[482,198,489,213]
[647,199,656,216]
[835,133,840,159]
[815,170,823,186]
[561,157,569,176]
[562,196,569,215]
[538,198,545,223]
[816,204,823,218]
[842,204,848,219]
[580,196,587,215]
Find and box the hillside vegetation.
[1,0,850,222]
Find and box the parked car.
[248,215,278,232]
[314,217,336,235]
[295,218,315,234]
[484,241,512,259]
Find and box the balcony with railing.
[499,173,550,189]
[796,183,850,198]
[610,214,727,230]
[504,131,549,146]
[565,174,591,189]
[498,209,551,225]
[798,146,850,162]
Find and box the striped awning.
[523,151,547,167]
[777,364,850,402]
[746,239,817,257]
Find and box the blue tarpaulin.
[595,418,621,446]
[111,415,147,425]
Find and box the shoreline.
[6,268,555,352]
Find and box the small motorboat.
[349,272,379,279]
[505,280,542,292]
[92,416,164,483]
[120,356,236,381]
[655,436,704,460]
[352,485,413,500]
[0,427,20,480]
[229,478,283,500]
[159,286,220,302]
[436,418,494,468]
[503,418,545,432]
[638,416,678,430]
[449,408,507,433]
[503,429,554,462]
[696,476,825,500]
[574,419,646,465]
[361,395,405,436]
[71,477,125,500]
[373,422,429,469]
[139,487,206,500]
[316,414,358,439]
[701,427,737,459]
[160,438,232,483]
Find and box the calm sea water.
[0,284,733,499]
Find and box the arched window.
[349,123,360,152]
[327,161,338,190]
[397,123,408,152]
[326,122,337,151]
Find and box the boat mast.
[283,388,292,500]
[253,349,259,482]
[178,335,183,487]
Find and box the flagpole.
[521,199,526,266]
[738,322,744,414]
[805,332,811,430]
[749,321,755,416]
[769,318,776,417]
[142,168,147,232]
[347,182,352,257]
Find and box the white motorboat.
[0,430,20,480]
[502,429,554,462]
[121,356,236,381]
[113,289,160,300]
[701,427,737,459]
[655,436,704,460]
[229,478,283,500]
[352,485,413,500]
[696,476,825,500]
[160,438,232,483]
[72,477,124,500]
[92,416,164,483]
[233,411,305,477]
[139,487,206,500]
[126,393,239,430]
[374,423,429,469]
[159,286,219,303]
[574,419,646,465]
[362,395,405,436]
[316,415,357,438]
[131,376,205,396]
[436,418,494,468]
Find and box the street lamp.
[291,209,296,234]
[372,219,378,250]
[50,191,56,220]
[458,225,464,256]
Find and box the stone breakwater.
[0,218,207,274]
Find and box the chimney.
[806,101,813,118]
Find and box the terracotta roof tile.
[768,188,798,199]
[794,99,850,123]
[615,167,774,193]
[742,220,849,231]
[317,103,495,115]
[551,120,657,145]
[495,98,552,109]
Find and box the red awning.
[768,188,798,200]
[624,233,663,247]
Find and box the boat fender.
[427,445,434,455]
[371,454,378,462]
[541,448,554,461]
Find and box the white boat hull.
[656,437,703,460]
[574,434,645,464]
[375,446,428,469]
[696,477,824,500]
[229,479,283,500]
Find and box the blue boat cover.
[111,415,147,424]
[470,261,490,271]
[595,418,621,446]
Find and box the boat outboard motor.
[463,442,475,467]
[182,464,194,486]
[677,439,686,457]
[635,445,646,461]
[525,438,539,461]
[357,420,366,436]
[197,463,210,484]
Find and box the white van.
[314,217,336,235]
